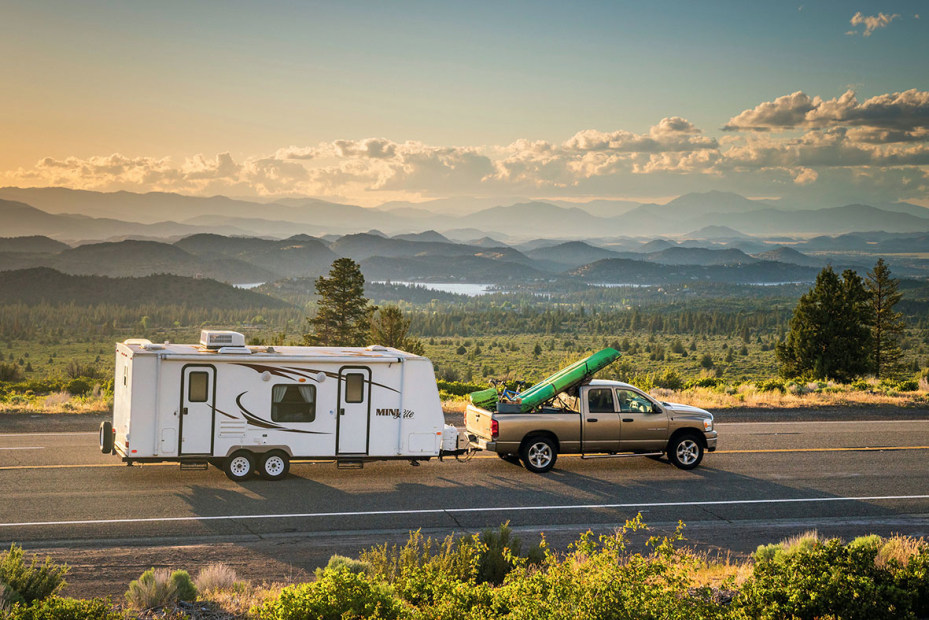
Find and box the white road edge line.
[3,494,929,528]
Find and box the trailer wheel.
[224,450,255,481]
[667,434,704,470]
[258,451,290,481]
[520,436,557,473]
[99,421,114,454]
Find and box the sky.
[1,0,927,207]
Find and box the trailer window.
[344,373,365,403]
[187,372,209,402]
[271,384,316,423]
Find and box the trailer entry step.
[179,460,209,470]
[337,459,365,469]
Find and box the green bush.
[653,367,684,390]
[316,555,371,578]
[0,545,68,604]
[5,596,120,620]
[739,537,915,619]
[252,567,407,620]
[685,377,723,389]
[169,569,197,602]
[1,579,26,610]
[475,523,543,586]
[754,378,786,393]
[124,568,176,610]
[435,380,489,397]
[64,379,90,397]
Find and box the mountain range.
[2,187,927,242]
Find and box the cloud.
[724,89,929,132]
[848,11,899,36]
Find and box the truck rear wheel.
[668,434,704,470]
[520,436,557,473]
[258,451,290,481]
[224,450,255,481]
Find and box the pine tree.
[866,258,906,378]
[776,266,872,381]
[369,305,425,355]
[303,258,370,347]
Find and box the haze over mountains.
[0,187,926,303]
[2,187,927,243]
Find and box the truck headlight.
[704,419,713,431]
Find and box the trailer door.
[180,365,215,455]
[337,367,370,455]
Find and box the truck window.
[616,389,653,413]
[271,384,316,423]
[345,373,365,403]
[187,371,209,403]
[587,388,615,413]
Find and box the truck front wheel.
[520,436,557,473]
[668,434,704,470]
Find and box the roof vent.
[200,330,245,349]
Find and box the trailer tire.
[99,421,113,454]
[224,450,255,481]
[520,436,557,473]
[258,451,290,481]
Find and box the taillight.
[491,419,499,439]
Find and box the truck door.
[582,387,621,453]
[337,367,371,455]
[616,389,668,451]
[180,365,215,455]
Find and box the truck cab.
[466,380,717,473]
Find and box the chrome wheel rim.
[230,456,251,476]
[264,455,285,476]
[676,439,699,465]
[527,442,553,468]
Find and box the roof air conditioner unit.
[200,330,246,349]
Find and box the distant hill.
[646,247,758,266]
[175,233,337,279]
[685,225,752,239]
[753,246,823,267]
[0,235,69,253]
[525,241,623,269]
[570,258,817,284]
[720,204,929,235]
[0,267,290,308]
[392,230,451,243]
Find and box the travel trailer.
[101,330,468,480]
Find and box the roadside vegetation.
[3,520,928,619]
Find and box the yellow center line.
[3,446,928,471]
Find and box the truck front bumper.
[705,431,718,452]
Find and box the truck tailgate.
[465,404,494,440]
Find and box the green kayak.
[467,348,621,413]
[514,347,621,412]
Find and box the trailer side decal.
[234,362,401,394]
[235,392,331,435]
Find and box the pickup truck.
[466,379,717,473]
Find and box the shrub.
[170,569,197,602]
[0,545,68,604]
[1,579,26,611]
[685,377,722,389]
[252,568,406,620]
[653,367,684,390]
[475,523,543,585]
[124,568,176,610]
[64,379,90,397]
[194,563,238,593]
[316,555,371,578]
[0,363,23,382]
[754,378,786,393]
[5,596,120,619]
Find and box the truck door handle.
[623,418,634,422]
[587,418,598,423]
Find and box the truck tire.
[668,434,704,470]
[520,436,557,473]
[224,450,255,481]
[258,451,290,481]
[99,421,113,454]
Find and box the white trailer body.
[105,330,465,480]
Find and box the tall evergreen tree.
[776,266,872,381]
[369,305,425,355]
[866,258,906,378]
[303,258,370,346]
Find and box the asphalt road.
[2,418,929,597]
